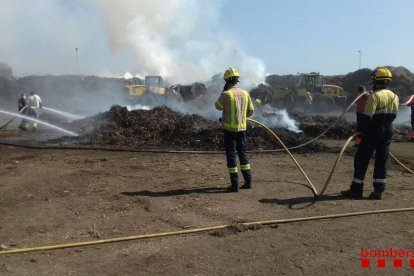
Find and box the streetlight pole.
[358,50,361,69]
[75,48,79,75]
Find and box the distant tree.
[0,62,13,78]
[388,66,414,97]
[342,68,373,97]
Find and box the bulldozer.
[170,82,207,101]
[125,76,166,100]
[296,72,346,112]
[125,76,207,103]
[250,72,346,112]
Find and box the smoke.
[97,0,266,88]
[0,0,299,134]
[395,106,412,125]
[251,105,301,133]
[126,93,301,133]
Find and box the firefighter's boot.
[227,173,239,192]
[240,170,252,189]
[341,182,363,199]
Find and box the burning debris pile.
[295,114,355,139]
[60,105,327,152]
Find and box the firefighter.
[409,98,414,140]
[27,91,42,130]
[18,93,29,130]
[402,95,414,140]
[354,85,370,146]
[215,67,254,192]
[341,67,399,200]
[411,105,414,140]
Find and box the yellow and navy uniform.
[215,86,254,132]
[411,105,414,138]
[359,89,399,133]
[215,84,254,192]
[352,87,399,194]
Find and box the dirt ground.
[0,127,413,275]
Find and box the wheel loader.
[125,76,166,99]
[250,72,346,112]
[296,72,346,112]
[125,76,207,103]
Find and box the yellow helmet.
[223,67,240,80]
[372,67,392,83]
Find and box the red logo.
[360,248,414,269]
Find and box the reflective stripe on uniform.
[241,92,248,129]
[373,179,386,183]
[353,178,364,184]
[240,164,250,171]
[228,167,238,173]
[229,90,236,129]
[215,101,223,110]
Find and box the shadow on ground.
[122,186,229,197]
[259,194,367,209]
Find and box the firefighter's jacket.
[215,85,254,132]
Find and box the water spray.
[126,104,151,111]
[42,107,85,121]
[0,109,78,136]
[0,105,30,130]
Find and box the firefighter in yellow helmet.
[411,102,414,140]
[342,67,399,200]
[406,95,414,140]
[215,68,254,192]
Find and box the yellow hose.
[318,133,358,196]
[0,106,412,256]
[247,118,414,196]
[247,118,318,195]
[390,152,414,174]
[1,207,414,255]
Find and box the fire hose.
[1,206,414,255]
[1,139,412,256]
[0,105,413,255]
[247,118,414,195]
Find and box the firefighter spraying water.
[0,109,78,136]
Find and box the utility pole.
[358,50,361,69]
[75,48,79,75]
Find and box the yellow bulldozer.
[251,72,346,112]
[296,72,346,112]
[125,75,207,103]
[125,76,166,100]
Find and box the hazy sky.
[1,0,413,84]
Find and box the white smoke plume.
[97,0,266,88]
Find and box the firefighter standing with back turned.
[342,67,399,200]
[18,93,29,130]
[411,104,414,140]
[27,91,42,130]
[408,97,414,140]
[215,68,254,192]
